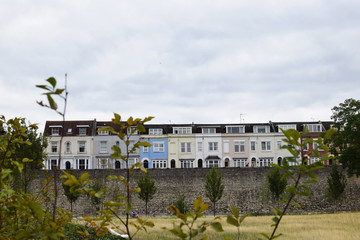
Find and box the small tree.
[204,167,224,216]
[137,172,157,216]
[326,164,347,204]
[62,170,81,213]
[267,168,287,200]
[173,195,189,214]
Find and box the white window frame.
[277,141,282,150]
[226,126,245,134]
[278,124,297,132]
[79,127,87,136]
[100,141,107,153]
[234,141,245,153]
[234,158,247,167]
[261,141,271,151]
[78,141,86,153]
[202,127,216,134]
[180,159,194,168]
[259,158,273,167]
[153,160,167,169]
[153,142,164,152]
[149,128,163,135]
[143,146,149,153]
[51,141,58,153]
[180,142,191,153]
[208,142,218,151]
[206,160,220,168]
[98,158,109,169]
[173,127,192,134]
[254,126,270,133]
[250,141,256,151]
[98,129,109,135]
[51,127,60,136]
[305,124,323,133]
[78,158,88,170]
[127,127,139,135]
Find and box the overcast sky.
[1,1,359,130]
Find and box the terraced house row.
[43,120,333,170]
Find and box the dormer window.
[173,127,192,134]
[127,127,138,135]
[254,125,270,133]
[202,127,216,134]
[98,129,109,135]
[67,128,72,134]
[51,127,59,136]
[277,125,296,132]
[305,124,323,132]
[149,128,163,135]
[226,126,245,134]
[79,128,86,135]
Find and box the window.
[67,128,72,134]
[78,141,86,153]
[128,158,137,168]
[143,146,149,152]
[313,142,319,151]
[129,140,135,149]
[305,124,322,132]
[250,141,256,151]
[153,160,167,168]
[310,157,321,164]
[226,126,245,134]
[259,158,273,167]
[149,128,163,135]
[51,127,60,136]
[98,158,109,169]
[261,141,271,151]
[78,159,88,169]
[50,159,58,169]
[202,127,216,134]
[65,142,71,153]
[303,144,309,151]
[278,125,296,132]
[51,142,58,153]
[254,126,270,133]
[234,158,247,167]
[127,127,138,135]
[153,142,164,152]
[197,142,203,152]
[100,141,107,153]
[208,142,218,151]
[173,127,192,134]
[180,142,191,153]
[234,141,245,153]
[277,141,282,150]
[180,159,194,168]
[98,129,109,135]
[206,160,220,168]
[79,128,87,136]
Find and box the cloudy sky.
[1,1,359,130]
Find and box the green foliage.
[266,168,288,200]
[173,195,190,215]
[331,98,360,177]
[326,164,347,203]
[61,113,154,240]
[0,116,71,239]
[63,170,81,213]
[137,172,157,216]
[204,167,224,216]
[166,196,224,239]
[90,177,106,213]
[226,206,251,240]
[64,224,125,240]
[260,128,335,239]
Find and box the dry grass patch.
[74,212,360,240]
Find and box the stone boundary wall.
[32,167,360,217]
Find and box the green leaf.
[46,77,57,88]
[29,201,44,220]
[230,206,239,218]
[291,202,301,208]
[36,84,51,91]
[272,217,279,224]
[259,232,270,239]
[125,202,132,213]
[210,222,224,232]
[80,172,90,184]
[226,216,240,227]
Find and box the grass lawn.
[94,212,360,240]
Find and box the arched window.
[224,158,230,168]
[65,142,71,153]
[278,157,282,166]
